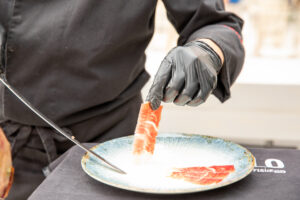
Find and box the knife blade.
[0,75,126,174]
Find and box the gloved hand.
[146,41,222,110]
[0,128,13,199]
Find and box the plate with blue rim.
[81,133,255,194]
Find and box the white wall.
[142,83,300,149]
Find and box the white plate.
[81,133,255,194]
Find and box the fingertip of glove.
[149,99,161,110]
[163,88,178,103]
[174,95,191,106]
[187,99,204,107]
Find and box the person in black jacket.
[0,0,244,199]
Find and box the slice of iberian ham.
[133,102,163,155]
[170,165,235,185]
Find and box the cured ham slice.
[0,128,14,198]
[170,165,235,185]
[133,102,163,155]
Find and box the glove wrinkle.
[174,63,198,106]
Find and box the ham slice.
[0,128,14,198]
[170,165,235,185]
[133,102,163,155]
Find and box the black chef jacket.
[0,0,245,127]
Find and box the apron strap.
[1,121,70,166]
[1,122,32,158]
[11,126,32,158]
[36,127,58,164]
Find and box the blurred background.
[143,0,300,149]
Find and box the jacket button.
[7,46,14,52]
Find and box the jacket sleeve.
[162,0,245,102]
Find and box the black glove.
[146,41,222,110]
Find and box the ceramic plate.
[81,133,255,194]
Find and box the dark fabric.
[3,94,142,200]
[1,0,154,126]
[0,0,244,126]
[2,122,57,200]
[0,24,5,72]
[0,0,14,30]
[29,145,300,200]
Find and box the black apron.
[3,94,142,200]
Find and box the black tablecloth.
[29,144,300,200]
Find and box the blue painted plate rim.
[81,133,255,194]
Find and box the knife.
[0,75,126,174]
